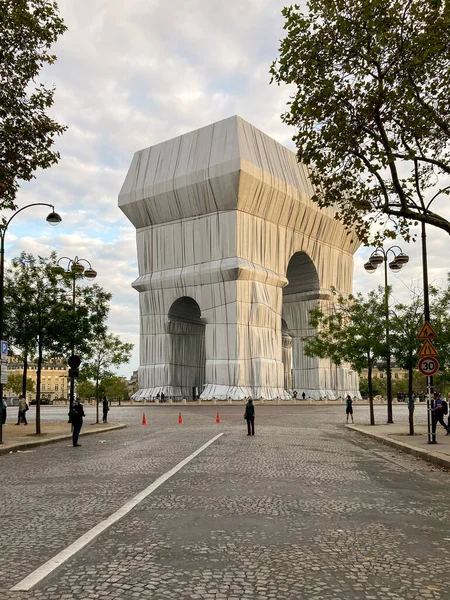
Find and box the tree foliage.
[0,0,67,213]
[79,333,133,422]
[271,0,450,242]
[4,252,111,432]
[6,371,34,395]
[305,288,387,424]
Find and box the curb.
[0,424,126,456]
[347,425,450,470]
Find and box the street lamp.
[54,256,97,422]
[0,203,62,444]
[364,246,410,424]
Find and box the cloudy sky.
[6,0,450,377]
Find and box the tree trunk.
[95,378,99,424]
[408,363,415,436]
[36,341,43,435]
[22,352,28,398]
[368,363,375,426]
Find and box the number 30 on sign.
[418,356,439,376]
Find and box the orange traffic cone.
[142,412,148,425]
[178,411,183,424]
[215,410,221,423]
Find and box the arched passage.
[282,252,320,396]
[167,297,206,399]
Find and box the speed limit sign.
[418,356,439,376]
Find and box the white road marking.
[11,432,224,591]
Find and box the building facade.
[5,357,69,402]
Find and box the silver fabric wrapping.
[119,116,361,400]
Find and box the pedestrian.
[15,394,28,425]
[447,392,450,430]
[345,394,354,423]
[160,392,165,403]
[71,399,85,446]
[292,390,297,399]
[302,391,306,400]
[102,396,109,423]
[431,392,450,436]
[244,398,255,436]
[2,395,6,425]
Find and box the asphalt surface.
[1,404,449,600]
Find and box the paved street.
[2,404,450,600]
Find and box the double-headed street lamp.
[54,256,97,421]
[0,204,62,444]
[364,246,410,424]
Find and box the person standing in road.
[431,392,450,436]
[2,395,6,425]
[244,398,255,436]
[71,399,85,446]
[15,394,28,425]
[102,396,109,423]
[345,395,354,423]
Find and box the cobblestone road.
[1,405,449,600]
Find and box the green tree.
[1,0,67,213]
[79,334,133,423]
[270,0,450,242]
[77,380,96,400]
[305,288,387,425]
[4,252,111,433]
[359,377,385,398]
[102,375,129,404]
[390,297,423,434]
[6,371,34,396]
[430,274,450,380]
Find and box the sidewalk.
[0,422,126,455]
[347,423,450,470]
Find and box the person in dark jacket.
[102,396,109,423]
[244,398,255,436]
[71,400,85,447]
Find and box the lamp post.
[54,256,97,422]
[0,204,62,444]
[364,246,410,424]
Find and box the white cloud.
[7,0,449,378]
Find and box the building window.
[394,373,398,379]
[380,373,384,379]
[55,384,58,391]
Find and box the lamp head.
[46,211,62,226]
[364,261,377,273]
[394,252,409,265]
[389,260,402,272]
[369,254,384,266]
[71,262,85,274]
[84,268,97,280]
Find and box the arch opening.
[167,297,206,399]
[282,252,320,396]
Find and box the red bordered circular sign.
[418,356,439,376]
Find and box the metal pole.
[69,274,76,423]
[422,222,436,443]
[0,231,4,444]
[384,256,393,424]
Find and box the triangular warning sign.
[418,340,438,357]
[417,321,437,339]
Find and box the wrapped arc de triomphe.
[119,116,361,400]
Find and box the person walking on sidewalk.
[15,395,28,425]
[345,395,354,423]
[432,392,450,436]
[102,396,109,423]
[244,398,255,436]
[71,399,85,447]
